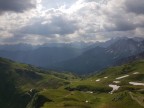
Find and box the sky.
[0,0,144,45]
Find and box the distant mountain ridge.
[0,37,144,74]
[50,37,144,74]
[0,46,84,67]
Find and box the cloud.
[100,0,144,32]
[0,0,144,45]
[18,11,79,36]
[41,0,76,9]
[103,14,137,31]
[0,0,36,14]
[124,0,144,15]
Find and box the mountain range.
[0,37,144,74]
[49,37,144,74]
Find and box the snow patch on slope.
[109,84,120,94]
[129,82,144,86]
[116,75,129,80]
[96,79,101,82]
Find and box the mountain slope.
[51,38,144,74]
[0,46,83,67]
[50,46,114,74]
[117,51,144,65]
[0,57,144,108]
[0,57,77,108]
[29,59,144,108]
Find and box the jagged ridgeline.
[0,57,144,108]
[1,37,144,75]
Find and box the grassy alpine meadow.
[27,60,144,108]
[0,57,144,108]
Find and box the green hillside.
[29,60,144,108]
[0,57,144,108]
[0,57,77,108]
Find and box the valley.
[0,57,144,108]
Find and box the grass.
[32,90,144,108]
[0,57,77,108]
[0,57,144,108]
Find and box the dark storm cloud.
[102,0,144,32]
[102,10,136,32]
[1,0,144,45]
[19,15,78,36]
[0,0,35,13]
[124,0,144,14]
[114,21,136,31]
[104,19,137,32]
